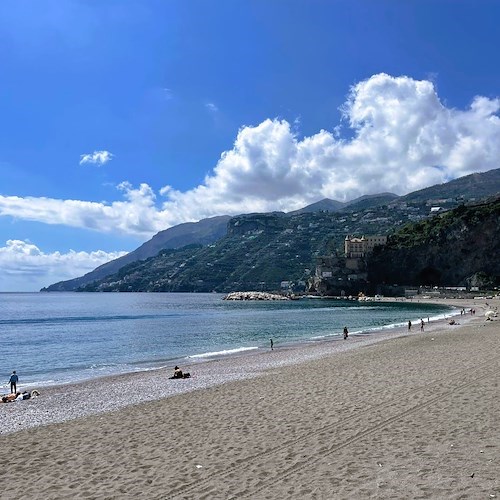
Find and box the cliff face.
[368,198,500,288]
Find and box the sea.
[0,292,456,390]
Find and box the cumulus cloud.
[79,150,113,166]
[162,74,499,215]
[0,240,127,292]
[1,73,499,239]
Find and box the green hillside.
[53,168,500,293]
[368,197,500,289]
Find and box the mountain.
[44,168,500,292]
[287,193,400,216]
[287,198,345,215]
[367,196,500,289]
[76,188,499,294]
[341,193,399,212]
[400,168,500,204]
[41,215,231,291]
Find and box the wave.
[187,346,259,359]
[306,309,459,339]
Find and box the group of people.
[2,390,39,403]
[408,319,427,331]
[2,371,40,403]
[2,370,20,403]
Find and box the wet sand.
[0,297,498,499]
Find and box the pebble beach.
[0,297,498,499]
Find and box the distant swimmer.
[343,326,349,340]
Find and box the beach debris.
[480,450,484,453]
[195,464,203,469]
[470,473,475,478]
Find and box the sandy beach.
[0,297,498,499]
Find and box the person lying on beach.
[170,366,191,379]
[1,390,40,403]
[1,392,21,403]
[19,390,40,400]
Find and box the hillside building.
[308,235,389,295]
[344,235,387,258]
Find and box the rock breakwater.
[223,291,290,301]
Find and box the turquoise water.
[0,293,454,389]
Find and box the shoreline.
[1,297,498,499]
[2,295,459,392]
[0,297,488,436]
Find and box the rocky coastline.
[223,291,291,300]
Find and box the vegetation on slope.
[368,197,500,288]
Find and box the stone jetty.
[223,291,290,301]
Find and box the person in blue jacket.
[9,371,19,393]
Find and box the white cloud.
[205,102,218,112]
[79,150,114,166]
[0,73,499,239]
[161,74,499,215]
[0,240,127,292]
[0,183,167,238]
[163,88,173,99]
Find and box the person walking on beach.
[420,319,425,332]
[408,320,412,331]
[9,371,18,393]
[270,338,274,350]
[343,326,349,340]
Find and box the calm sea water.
[0,293,454,389]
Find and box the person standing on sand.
[420,319,425,332]
[408,320,412,331]
[270,338,274,350]
[343,326,349,339]
[9,371,18,393]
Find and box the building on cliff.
[308,235,389,295]
[344,235,387,257]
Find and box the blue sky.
[1,0,500,291]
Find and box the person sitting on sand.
[171,366,191,379]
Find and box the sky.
[1,0,500,291]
